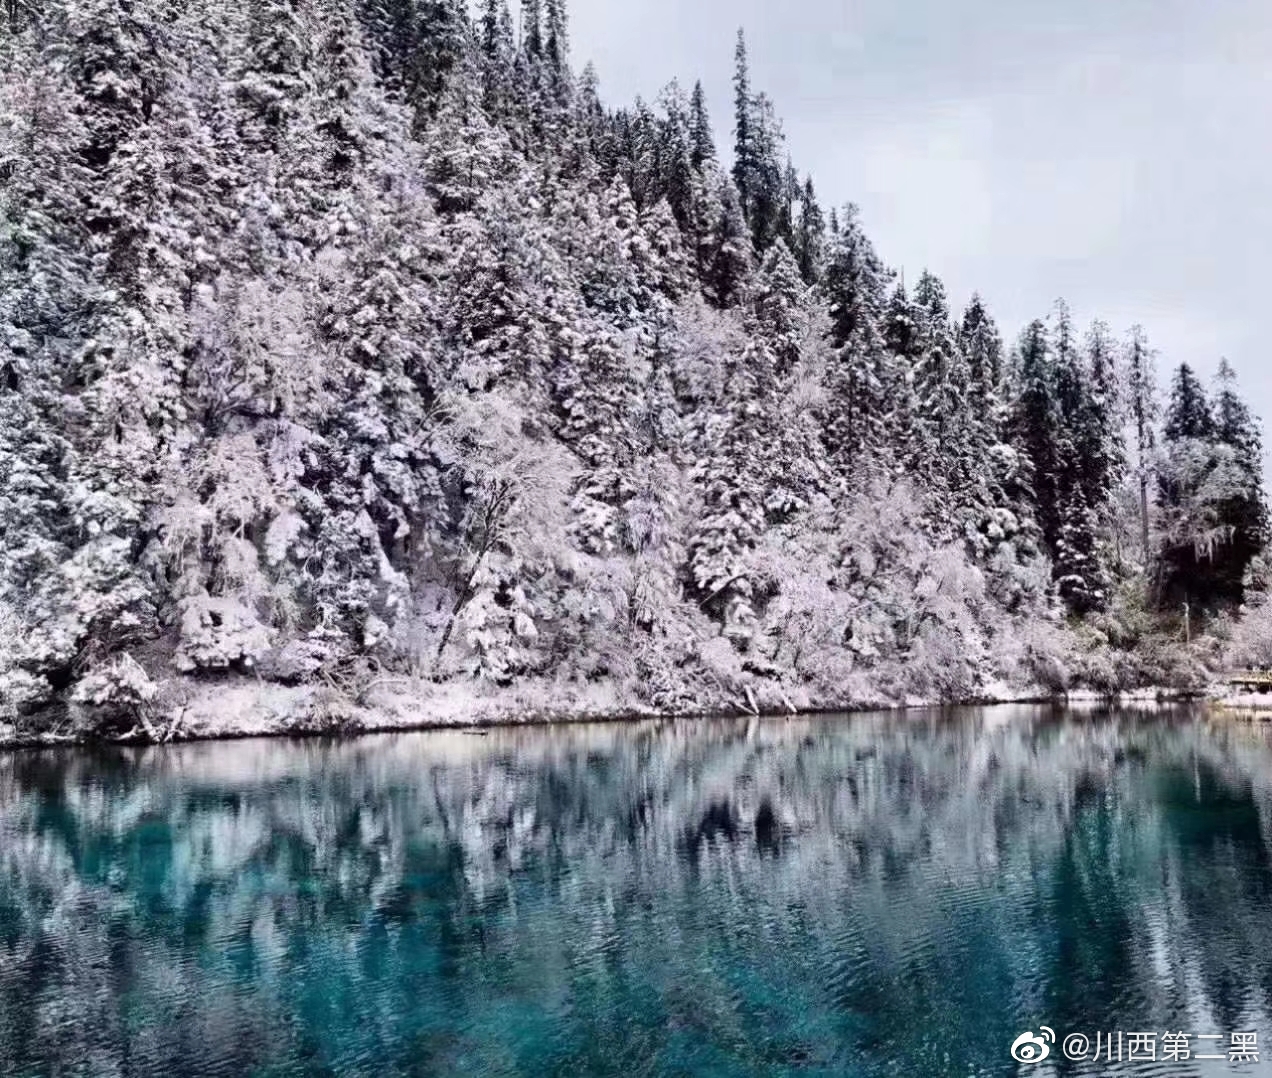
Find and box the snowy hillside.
[0,0,1265,736]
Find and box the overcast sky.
[569,0,1271,431]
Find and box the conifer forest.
[1,0,1269,738]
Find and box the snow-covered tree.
[0,5,1260,722]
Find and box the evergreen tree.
[688,79,715,169]
[1210,360,1267,602]
[755,239,806,376]
[620,97,658,209]
[359,0,420,94]
[959,294,1002,424]
[654,81,695,230]
[726,30,786,255]
[412,0,468,112]
[688,337,774,645]
[793,176,825,284]
[544,0,567,78]
[238,0,314,149]
[821,205,887,464]
[574,61,605,155]
[474,0,516,117]
[883,279,920,363]
[1049,302,1106,611]
[479,0,499,58]
[1078,319,1125,533]
[1007,319,1061,551]
[554,325,638,557]
[704,175,751,309]
[910,270,972,484]
[1163,363,1212,441]
[745,91,784,252]
[641,198,693,303]
[731,28,752,219]
[1156,362,1230,609]
[1124,325,1158,560]
[1053,484,1106,613]
[523,0,542,59]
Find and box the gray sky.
[570,0,1271,431]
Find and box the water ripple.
[2,704,1271,1076]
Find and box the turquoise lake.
[3,705,1272,1076]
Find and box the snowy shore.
[0,676,1215,752]
[1210,689,1272,719]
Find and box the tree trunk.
[436,559,484,661]
[1139,472,1150,561]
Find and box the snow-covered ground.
[1211,688,1272,719]
[0,674,1216,752]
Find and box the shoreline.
[0,676,1220,754]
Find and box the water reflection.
[2,705,1272,1076]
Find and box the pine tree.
[704,175,752,309]
[883,279,920,363]
[238,0,314,150]
[731,28,752,219]
[574,61,605,155]
[544,0,567,79]
[1053,486,1106,614]
[642,198,693,303]
[755,239,806,376]
[1210,360,1267,602]
[412,0,468,115]
[1156,362,1231,610]
[1007,319,1061,551]
[553,325,637,557]
[745,91,784,252]
[793,176,825,284]
[959,294,1002,424]
[1163,363,1212,441]
[910,270,972,485]
[1078,319,1125,536]
[1050,302,1106,611]
[523,0,542,59]
[475,0,516,117]
[821,205,888,464]
[688,337,776,645]
[654,80,695,230]
[479,0,499,58]
[620,97,658,209]
[1124,325,1158,561]
[359,0,420,94]
[688,79,715,169]
[776,158,799,248]
[314,0,376,176]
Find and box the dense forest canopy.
[0,0,1266,729]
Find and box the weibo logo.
[1011,1027,1056,1064]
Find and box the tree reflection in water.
[2,704,1271,1076]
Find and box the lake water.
[2,704,1272,1076]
